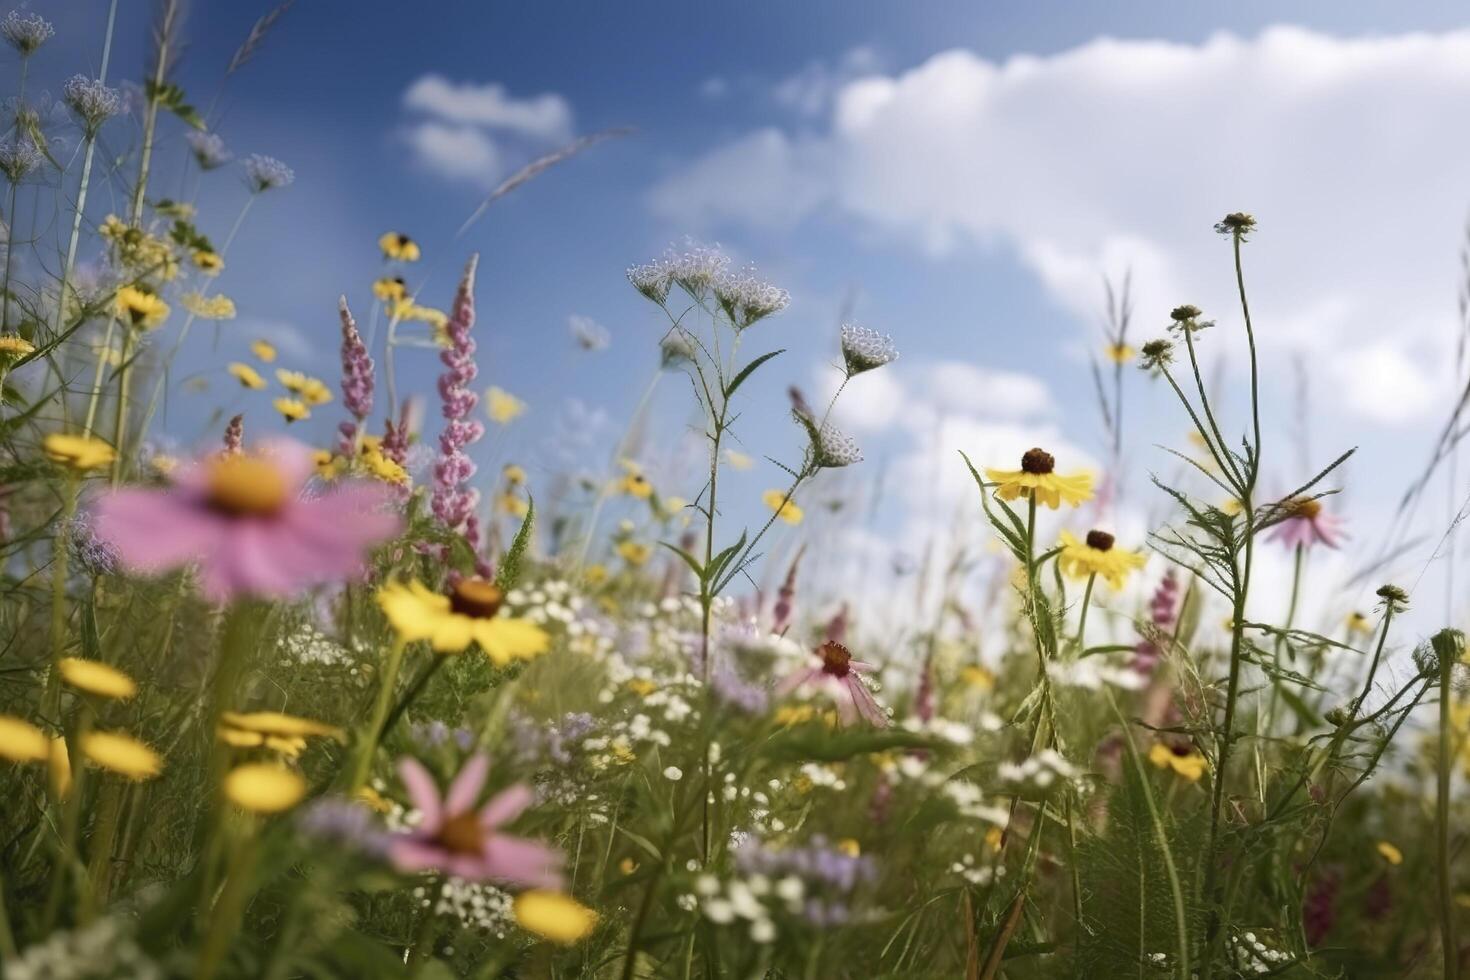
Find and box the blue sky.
[19,1,1470,637]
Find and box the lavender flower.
[0,138,41,183]
[66,513,119,577]
[297,797,393,858]
[431,255,483,530]
[61,75,120,134]
[337,297,374,450]
[733,835,878,896]
[186,131,231,171]
[1132,568,1179,674]
[243,153,294,192]
[222,413,244,456]
[1,10,53,56]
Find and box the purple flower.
[338,296,375,429]
[298,798,394,858]
[431,256,484,531]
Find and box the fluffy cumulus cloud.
[398,74,574,187]
[652,28,1470,425]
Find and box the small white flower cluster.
[951,852,1006,887]
[1047,656,1146,691]
[998,749,1079,791]
[627,261,673,304]
[940,779,1012,828]
[6,915,161,980]
[899,715,976,746]
[505,579,612,656]
[628,243,734,305]
[62,75,121,132]
[724,777,791,833]
[794,413,863,469]
[840,324,899,376]
[427,877,515,938]
[693,873,802,944]
[714,265,790,329]
[278,622,362,675]
[1,11,54,55]
[583,712,673,770]
[244,153,294,192]
[799,762,847,791]
[1229,932,1292,974]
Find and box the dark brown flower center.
[448,579,504,619]
[1020,448,1054,475]
[1288,497,1321,519]
[435,810,484,855]
[818,640,852,677]
[1085,530,1115,552]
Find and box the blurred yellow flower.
[985,448,1093,510]
[58,658,137,700]
[274,397,309,423]
[503,463,527,485]
[219,710,345,741]
[115,286,169,330]
[616,471,653,499]
[313,450,344,480]
[616,540,651,566]
[181,292,236,320]
[392,301,447,330]
[1105,342,1135,364]
[762,489,803,525]
[228,362,266,390]
[1377,841,1403,866]
[0,714,49,763]
[362,448,408,486]
[299,378,334,406]
[1148,742,1206,782]
[584,564,608,586]
[224,763,306,814]
[192,250,224,275]
[276,369,307,391]
[81,731,162,780]
[378,231,421,263]
[250,339,277,362]
[1346,611,1373,636]
[0,333,34,359]
[961,665,995,691]
[43,433,115,472]
[497,492,529,518]
[150,454,179,476]
[725,449,754,470]
[1058,529,1146,589]
[486,386,526,424]
[377,578,549,664]
[373,276,407,303]
[513,890,598,945]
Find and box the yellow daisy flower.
[361,448,408,486]
[762,488,803,525]
[313,450,345,480]
[513,891,598,945]
[1058,530,1147,589]
[224,763,307,814]
[1376,841,1403,866]
[275,369,307,392]
[1105,342,1135,365]
[115,286,170,331]
[274,397,309,423]
[616,471,653,499]
[391,301,448,330]
[228,362,267,390]
[181,292,236,320]
[486,386,526,425]
[497,492,529,518]
[376,578,550,664]
[984,448,1093,510]
[58,658,137,700]
[1346,611,1373,636]
[219,710,345,741]
[43,433,116,472]
[1148,742,1206,782]
[191,250,224,275]
[81,731,162,780]
[378,231,421,263]
[0,333,35,359]
[299,377,334,407]
[503,463,527,485]
[616,540,651,566]
[250,339,277,363]
[836,838,861,857]
[0,714,50,763]
[372,276,407,303]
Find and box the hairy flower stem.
[350,638,407,793]
[1437,651,1460,980]
[1350,604,1396,717]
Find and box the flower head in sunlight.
[985,448,1093,510]
[219,709,343,758]
[1104,342,1134,365]
[616,540,651,566]
[62,75,120,133]
[1346,611,1374,637]
[313,450,344,481]
[840,324,898,377]
[274,397,309,423]
[186,131,231,170]
[502,463,526,486]
[793,409,862,469]
[627,259,673,304]
[191,250,224,276]
[299,377,333,407]
[667,243,730,301]
[496,492,529,518]
[714,264,790,329]
[514,890,598,944]
[58,658,137,700]
[81,731,162,781]
[224,763,306,814]
[777,641,887,727]
[43,433,115,472]
[378,578,548,663]
[1267,496,1344,550]
[486,386,526,425]
[250,339,277,362]
[244,153,294,192]
[1,11,53,56]
[361,447,409,486]
[92,440,401,602]
[615,461,653,500]
[391,300,448,330]
[0,715,50,763]
[724,449,753,471]
[1139,338,1175,372]
[762,489,803,525]
[373,276,408,303]
[1058,530,1146,589]
[1148,742,1206,782]
[389,754,564,887]
[0,333,34,359]
[378,232,421,263]
[182,292,236,320]
[1214,211,1257,239]
[1376,841,1404,866]
[115,286,170,331]
[228,362,266,390]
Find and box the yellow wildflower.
[497,492,529,518]
[228,362,266,389]
[313,450,345,480]
[377,578,549,664]
[584,564,608,586]
[181,292,236,320]
[274,398,309,423]
[115,286,170,330]
[1377,841,1404,866]
[81,731,162,780]
[373,276,407,303]
[836,839,861,857]
[626,678,657,697]
[0,333,35,359]
[361,448,408,486]
[503,463,527,485]
[616,541,651,566]
[150,454,178,476]
[219,710,345,741]
[1105,342,1135,365]
[0,715,50,763]
[250,339,277,362]
[192,250,224,275]
[391,300,447,329]
[299,377,333,406]
[725,449,754,470]
[1148,742,1206,782]
[486,386,526,425]
[43,433,115,472]
[224,763,306,814]
[961,665,995,691]
[1346,611,1373,636]
[762,488,803,525]
[58,658,137,700]
[276,369,307,391]
[984,448,1092,510]
[514,891,598,945]
[1058,529,1147,589]
[378,231,421,263]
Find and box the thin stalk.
[1074,572,1097,650]
[80,317,117,438]
[1,180,17,334]
[1350,604,1396,717]
[44,477,80,718]
[351,638,408,793]
[1437,652,1460,980]
[109,330,136,485]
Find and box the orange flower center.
[435,810,484,855]
[449,578,504,619]
[1085,530,1115,552]
[1020,447,1055,475]
[206,456,288,517]
[818,640,852,677]
[1289,497,1322,519]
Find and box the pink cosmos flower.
[389,754,564,887]
[776,641,888,727]
[92,439,400,602]
[1267,496,1345,550]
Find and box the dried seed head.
[1214,212,1257,237]
[1375,584,1409,611]
[1140,338,1175,370]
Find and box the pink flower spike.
[91,439,400,603]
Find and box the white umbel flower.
[794,409,862,469]
[1,11,53,56]
[714,266,790,329]
[840,323,898,376]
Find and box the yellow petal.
[513,891,598,945]
[224,763,307,814]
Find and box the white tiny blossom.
[243,153,294,191]
[663,765,684,781]
[62,75,121,132]
[0,138,41,183]
[840,323,898,376]
[1,11,53,55]
[713,264,790,329]
[186,131,232,170]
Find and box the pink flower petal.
[388,839,448,873]
[397,758,443,832]
[481,833,565,890]
[91,491,224,573]
[774,666,820,698]
[445,754,489,814]
[479,783,534,830]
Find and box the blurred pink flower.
[92,439,400,601]
[1268,497,1345,550]
[776,640,887,727]
[388,754,563,887]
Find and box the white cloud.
[402,75,573,142]
[401,121,501,184]
[651,27,1470,424]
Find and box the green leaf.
[494,496,535,590]
[760,728,938,763]
[723,349,784,399]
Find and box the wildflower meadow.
[1,4,1470,979]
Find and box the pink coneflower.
[776,641,887,727]
[1268,496,1345,550]
[92,440,400,602]
[389,754,564,887]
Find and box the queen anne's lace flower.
[1,10,53,55]
[840,324,898,376]
[627,260,673,304]
[714,266,790,329]
[186,131,231,170]
[243,153,294,192]
[794,409,862,469]
[0,138,42,183]
[62,75,121,133]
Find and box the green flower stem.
[44,476,80,719]
[577,368,662,569]
[195,815,259,980]
[109,329,136,485]
[1438,650,1460,980]
[43,701,92,931]
[1073,572,1097,650]
[351,637,408,793]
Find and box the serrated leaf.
[494,496,534,590]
